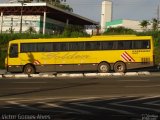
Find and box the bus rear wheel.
[24,64,35,74]
[98,62,110,73]
[114,62,126,73]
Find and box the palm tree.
[140,20,150,31]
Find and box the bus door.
[8,44,22,72]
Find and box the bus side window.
[142,40,150,49]
[117,42,124,49]
[9,44,18,58]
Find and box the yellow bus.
[5,35,154,74]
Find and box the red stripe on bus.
[123,53,132,62]
[124,51,135,62]
[121,54,129,62]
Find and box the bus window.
[117,41,132,50]
[21,43,37,52]
[37,43,53,52]
[133,40,150,49]
[54,42,68,51]
[142,40,150,49]
[101,41,115,50]
[69,42,85,51]
[9,44,18,58]
[85,42,100,50]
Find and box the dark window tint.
[37,43,53,52]
[117,41,132,50]
[133,40,150,49]
[20,39,151,52]
[69,42,84,51]
[54,42,68,51]
[85,42,100,50]
[9,44,18,58]
[21,43,36,52]
[101,41,116,50]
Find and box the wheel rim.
[26,67,32,73]
[24,65,35,74]
[117,65,123,71]
[100,65,108,72]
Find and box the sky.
[1,0,160,22]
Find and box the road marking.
[7,101,46,111]
[145,100,160,106]
[62,97,100,102]
[110,102,160,113]
[70,97,128,104]
[110,96,160,103]
[110,96,160,113]
[71,103,133,115]
[39,102,91,114]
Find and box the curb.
[138,71,151,75]
[14,74,29,78]
[112,73,124,76]
[125,72,139,76]
[69,73,83,78]
[0,72,153,79]
[56,73,70,77]
[98,73,112,77]
[84,73,98,77]
[3,74,15,78]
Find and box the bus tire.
[23,64,35,74]
[98,62,110,73]
[114,62,126,73]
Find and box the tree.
[152,18,159,31]
[30,0,73,12]
[62,25,89,37]
[140,20,150,31]
[103,26,135,35]
[25,26,37,34]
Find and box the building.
[0,2,98,34]
[101,0,112,33]
[106,19,143,32]
[100,1,147,33]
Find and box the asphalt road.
[0,73,160,120]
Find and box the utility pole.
[18,0,25,33]
[0,12,3,34]
[20,1,24,33]
[10,17,13,34]
[157,4,159,30]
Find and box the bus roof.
[9,35,152,44]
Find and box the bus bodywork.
[5,35,154,73]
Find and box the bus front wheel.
[114,62,126,73]
[24,64,35,74]
[98,62,110,73]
